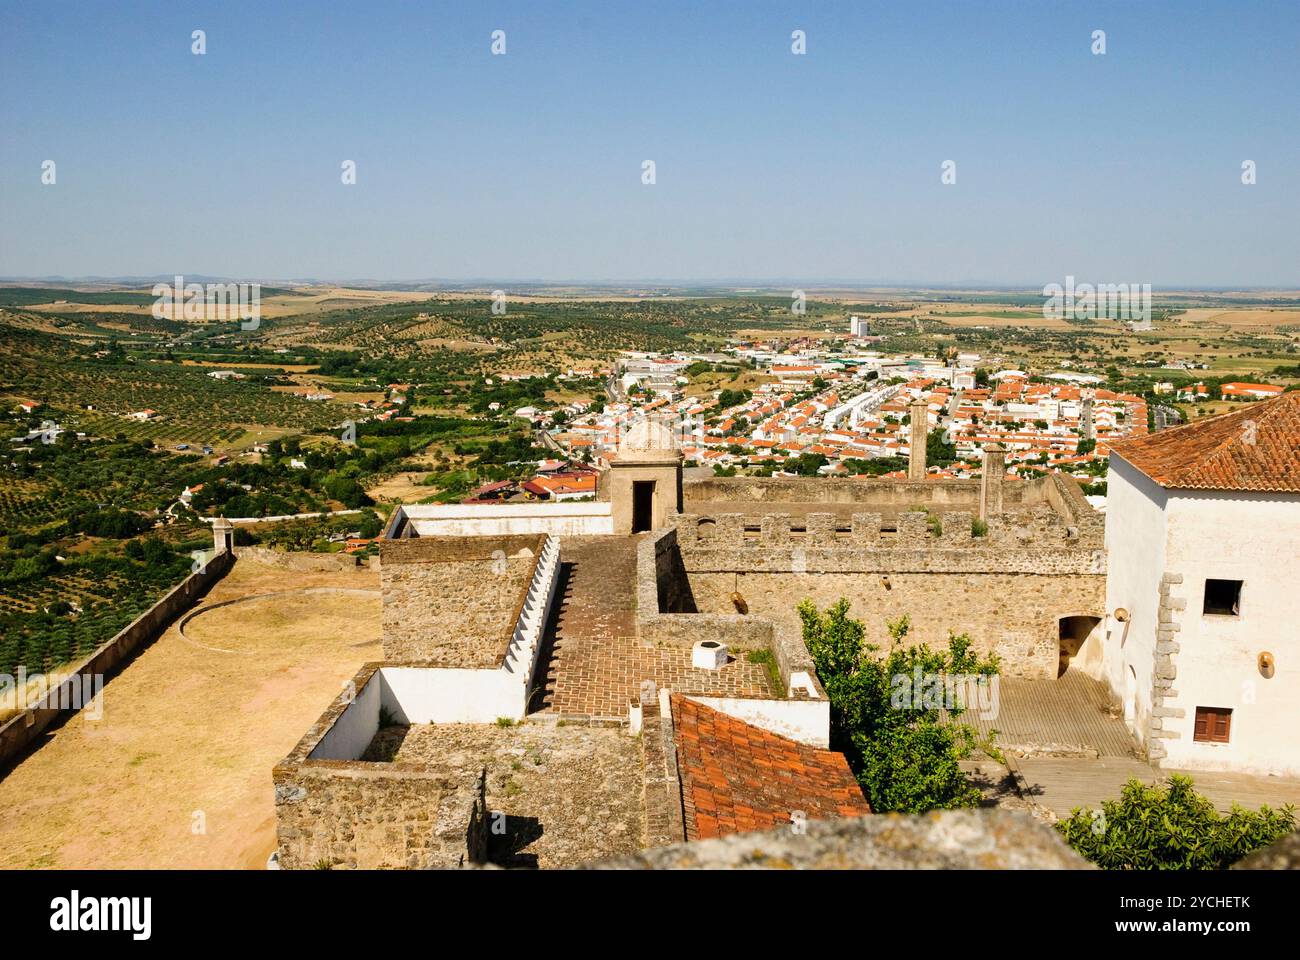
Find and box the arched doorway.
[1057,615,1103,678]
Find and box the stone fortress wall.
[642,471,1107,680]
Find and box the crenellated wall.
[657,510,1106,680]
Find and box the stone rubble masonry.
[637,529,823,696]
[583,808,1092,870]
[908,397,929,481]
[1147,571,1186,763]
[272,664,487,869]
[683,474,1104,548]
[639,685,687,848]
[658,508,1106,679]
[379,534,546,667]
[979,444,1006,521]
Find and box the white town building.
[1102,392,1300,776]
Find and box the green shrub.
[1057,775,1295,870]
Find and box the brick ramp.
[531,536,773,721]
[962,672,1140,759]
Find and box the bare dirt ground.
[0,559,381,870]
[365,471,431,503]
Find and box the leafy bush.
[798,599,1000,813]
[1057,775,1295,870]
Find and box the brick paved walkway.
[531,537,774,720]
[963,672,1140,758]
[1016,757,1300,818]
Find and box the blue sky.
[1,0,1297,286]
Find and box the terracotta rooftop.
[670,694,870,840]
[1110,390,1300,493]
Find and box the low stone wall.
[636,530,825,708]
[233,546,366,572]
[0,550,235,769]
[273,663,488,869]
[637,532,774,654]
[274,758,485,870]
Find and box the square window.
[1203,578,1242,617]
[1194,706,1232,743]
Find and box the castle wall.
[0,550,235,769]
[672,512,1106,679]
[273,665,487,869]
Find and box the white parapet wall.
[684,694,831,748]
[307,537,563,757]
[394,502,612,537]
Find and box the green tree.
[798,600,1000,813]
[925,428,956,467]
[1057,775,1295,870]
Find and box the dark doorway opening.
[632,480,655,533]
[1057,615,1102,678]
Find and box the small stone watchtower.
[609,420,683,534]
[212,516,234,554]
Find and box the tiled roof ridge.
[669,693,870,841]
[1111,391,1300,492]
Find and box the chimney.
[979,443,1006,520]
[908,397,928,481]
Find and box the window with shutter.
[1194,706,1232,743]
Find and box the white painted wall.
[685,694,831,748]
[309,676,382,761]
[309,538,563,753]
[1102,456,1169,748]
[401,502,612,537]
[380,666,524,724]
[1159,488,1300,775]
[1104,453,1300,775]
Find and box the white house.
[1102,391,1300,776]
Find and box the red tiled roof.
[670,694,870,840]
[1110,390,1300,492]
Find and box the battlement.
[673,509,1104,570]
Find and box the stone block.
[850,512,881,543]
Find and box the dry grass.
[0,559,381,869]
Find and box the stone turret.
[609,419,684,534]
[908,397,928,481]
[212,516,234,554]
